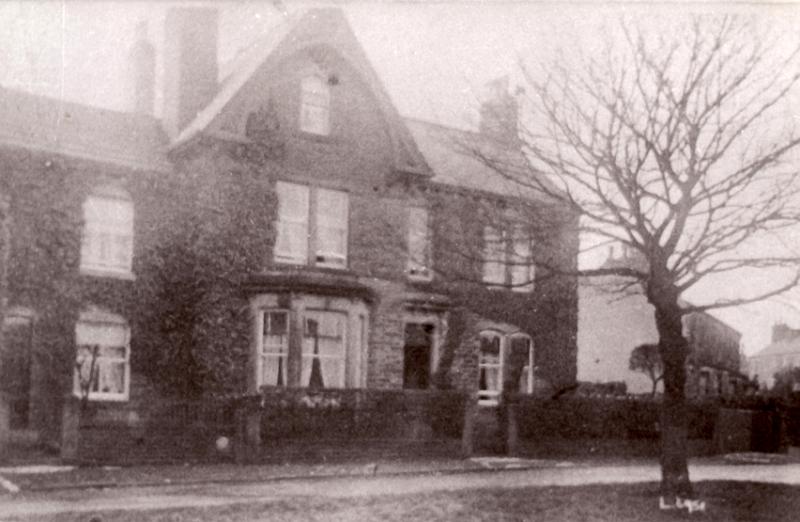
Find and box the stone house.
[578,247,748,396]
[748,324,800,389]
[0,7,578,447]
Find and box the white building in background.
[748,324,800,389]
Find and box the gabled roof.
[0,86,169,172]
[405,117,554,200]
[173,8,430,177]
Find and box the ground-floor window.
[302,310,346,388]
[478,329,534,405]
[253,294,368,390]
[259,310,289,386]
[73,308,130,401]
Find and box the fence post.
[0,393,9,460]
[60,397,80,463]
[235,399,261,464]
[506,398,519,456]
[461,392,478,457]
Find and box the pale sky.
[1,0,799,354]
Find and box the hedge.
[513,395,779,441]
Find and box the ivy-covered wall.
[0,135,280,443]
[135,138,278,397]
[426,185,580,393]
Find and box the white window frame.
[314,188,349,268]
[482,226,506,286]
[509,333,534,394]
[478,330,534,406]
[80,191,134,278]
[483,224,535,292]
[478,330,504,405]
[509,226,534,292]
[257,310,290,387]
[73,310,130,402]
[299,74,331,136]
[275,182,310,264]
[302,309,347,389]
[275,182,348,269]
[406,206,433,281]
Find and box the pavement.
[2,457,800,518]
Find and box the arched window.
[478,330,534,405]
[478,330,503,404]
[509,333,534,394]
[73,308,130,401]
[80,187,134,277]
[299,74,331,135]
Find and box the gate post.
[461,392,478,457]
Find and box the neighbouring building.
[578,247,748,396]
[0,7,578,448]
[748,324,800,389]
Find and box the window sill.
[80,267,136,281]
[72,391,129,402]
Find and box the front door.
[403,323,433,389]
[1,313,34,429]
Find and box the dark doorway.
[403,323,433,389]
[1,314,34,429]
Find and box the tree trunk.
[653,300,693,500]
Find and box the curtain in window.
[74,319,129,398]
[510,227,534,291]
[302,311,346,388]
[261,311,289,386]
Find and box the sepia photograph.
[1,0,800,520]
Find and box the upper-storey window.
[482,225,534,292]
[299,75,330,135]
[73,309,130,402]
[275,181,348,269]
[315,188,348,268]
[80,190,134,277]
[407,206,432,280]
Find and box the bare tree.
[629,343,663,396]
[467,16,800,506]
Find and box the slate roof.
[404,117,554,200]
[0,86,170,172]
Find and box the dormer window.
[80,188,134,278]
[299,75,330,135]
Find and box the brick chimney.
[129,21,155,115]
[478,76,519,144]
[162,7,219,138]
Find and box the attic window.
[299,75,330,135]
